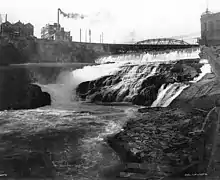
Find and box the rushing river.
[0,63,142,180]
[0,48,211,179]
[0,100,139,180]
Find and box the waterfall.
[151,83,190,107]
[96,48,200,64]
[40,47,210,108]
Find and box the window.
[216,20,220,30]
[208,21,214,35]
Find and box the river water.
[0,63,142,180]
[0,48,211,179]
[0,85,140,179]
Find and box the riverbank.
[106,106,218,179]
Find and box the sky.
[0,0,220,43]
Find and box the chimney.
[80,28,82,42]
[89,29,91,43]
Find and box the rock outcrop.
[106,107,216,179]
[0,67,51,110]
[76,59,203,106]
[170,73,220,111]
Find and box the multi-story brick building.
[200,9,220,45]
[0,20,34,38]
[41,23,72,42]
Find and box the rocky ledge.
[0,83,51,110]
[106,107,217,179]
[0,67,51,110]
[76,59,203,106]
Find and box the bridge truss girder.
[136,38,190,45]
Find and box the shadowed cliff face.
[0,67,51,110]
[75,59,204,107]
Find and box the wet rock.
[89,92,103,102]
[0,67,51,110]
[116,89,130,102]
[76,81,91,97]
[106,108,210,178]
[171,73,220,111]
[76,60,203,106]
[21,84,51,109]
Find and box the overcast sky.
[0,0,220,43]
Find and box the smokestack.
[5,14,7,22]
[102,32,103,43]
[80,28,82,42]
[89,29,91,43]
[100,34,101,43]
[57,8,60,30]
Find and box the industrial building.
[200,9,220,45]
[41,23,72,42]
[0,20,34,38]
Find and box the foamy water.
[96,48,200,64]
[1,47,214,180]
[37,47,212,108]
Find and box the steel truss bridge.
[136,38,192,45]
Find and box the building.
[0,20,34,38]
[41,23,72,42]
[200,9,220,45]
[41,23,59,40]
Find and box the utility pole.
[89,29,91,43]
[57,8,61,31]
[85,29,87,42]
[80,28,82,42]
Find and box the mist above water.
[96,48,200,64]
[40,48,211,107]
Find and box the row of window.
[204,20,220,31]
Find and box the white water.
[151,83,190,107]
[42,48,211,108]
[96,48,200,64]
[190,63,212,83]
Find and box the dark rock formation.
[76,60,203,106]
[171,73,220,111]
[0,67,51,110]
[106,107,216,178]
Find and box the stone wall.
[0,38,111,65]
[0,37,199,65]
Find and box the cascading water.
[151,83,190,107]
[0,47,212,180]
[96,48,200,64]
[75,48,210,107]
